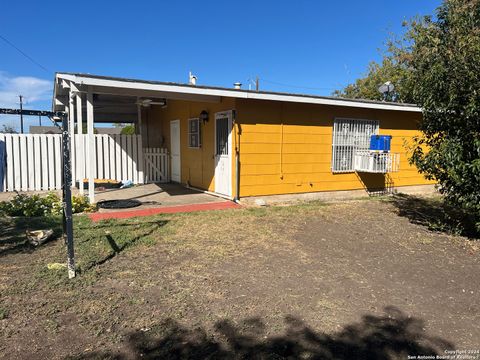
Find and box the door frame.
[214,110,233,197]
[170,119,181,183]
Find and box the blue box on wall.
[370,135,392,151]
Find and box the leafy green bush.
[0,193,95,217]
[72,194,96,213]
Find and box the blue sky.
[1,0,439,131]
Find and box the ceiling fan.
[136,98,167,107]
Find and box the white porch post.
[76,92,84,194]
[136,104,145,184]
[68,89,76,187]
[137,103,142,136]
[86,88,95,203]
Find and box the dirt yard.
[0,196,479,359]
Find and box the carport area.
[53,72,225,204]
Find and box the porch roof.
[53,72,421,114]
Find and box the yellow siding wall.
[146,97,236,192]
[146,97,433,198]
[236,99,434,197]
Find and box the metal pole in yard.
[61,113,76,278]
[0,107,76,278]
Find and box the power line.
[0,34,50,73]
[260,78,337,91]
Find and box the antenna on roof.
[378,81,395,101]
[247,76,259,91]
[188,71,197,86]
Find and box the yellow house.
[53,73,434,202]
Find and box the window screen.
[188,118,201,148]
[331,118,379,173]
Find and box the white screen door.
[170,120,181,182]
[214,111,232,196]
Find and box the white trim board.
[55,73,421,113]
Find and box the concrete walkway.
[90,183,239,221]
[94,183,227,210]
[0,182,229,210]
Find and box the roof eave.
[55,73,422,113]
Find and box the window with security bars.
[331,118,379,173]
[188,118,201,148]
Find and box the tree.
[0,124,17,133]
[335,0,480,231]
[333,54,414,103]
[120,124,135,135]
[408,0,480,231]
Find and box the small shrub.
[0,193,95,217]
[72,195,96,213]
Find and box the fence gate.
[143,148,169,183]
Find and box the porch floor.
[94,183,228,213]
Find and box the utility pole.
[39,115,42,126]
[255,76,259,91]
[19,95,24,133]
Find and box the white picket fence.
[0,134,63,192]
[0,133,171,192]
[144,148,169,183]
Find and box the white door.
[214,111,232,196]
[170,120,181,182]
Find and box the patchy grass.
[0,197,478,359]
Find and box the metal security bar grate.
[354,150,400,173]
[216,117,229,155]
[332,118,379,173]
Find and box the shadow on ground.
[0,216,62,258]
[70,306,453,360]
[78,219,168,272]
[389,194,479,239]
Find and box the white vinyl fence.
[0,134,171,192]
[73,134,145,185]
[0,134,63,192]
[144,148,169,183]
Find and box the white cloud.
[0,72,52,132]
[0,71,52,108]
